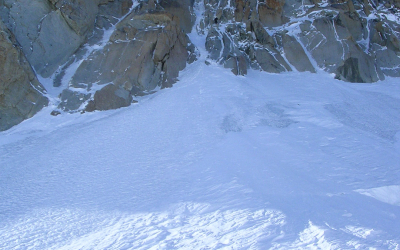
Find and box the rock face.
[58,0,197,112]
[0,20,48,131]
[0,0,125,77]
[198,0,400,83]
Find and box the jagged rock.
[0,20,48,131]
[198,0,400,82]
[51,0,133,87]
[58,3,197,112]
[0,0,128,78]
[205,24,250,74]
[1,0,82,77]
[73,12,190,90]
[297,14,384,82]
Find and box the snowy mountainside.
[2,0,400,130]
[1,0,400,249]
[1,42,400,248]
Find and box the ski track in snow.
[1,11,400,249]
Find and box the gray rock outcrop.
[0,0,129,78]
[0,20,48,131]
[197,0,400,83]
[57,0,197,112]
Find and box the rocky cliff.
[0,0,399,130]
[199,0,400,82]
[0,20,48,131]
[58,0,197,112]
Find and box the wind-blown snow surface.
[2,46,400,249]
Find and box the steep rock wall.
[0,20,48,131]
[0,0,128,78]
[57,0,197,112]
[197,0,400,82]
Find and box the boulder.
[0,20,48,131]
[85,84,134,111]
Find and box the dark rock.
[59,5,195,112]
[197,0,400,82]
[50,110,61,116]
[85,84,134,112]
[335,56,383,83]
[49,0,99,37]
[336,57,364,82]
[1,0,83,77]
[0,0,132,78]
[0,20,48,131]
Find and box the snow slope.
[1,23,400,249]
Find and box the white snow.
[1,7,400,249]
[355,185,400,206]
[342,225,374,239]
